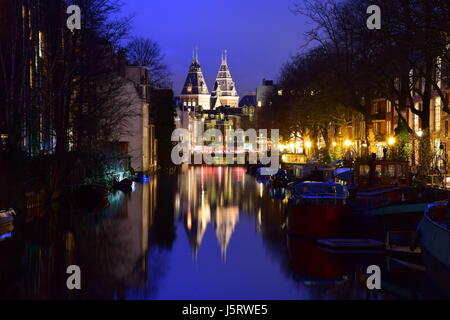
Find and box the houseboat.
[0,209,15,227]
[0,209,15,242]
[418,201,450,295]
[286,182,349,238]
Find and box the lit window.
[387,101,392,113]
[387,120,391,134]
[29,61,33,88]
[435,98,441,131]
[257,101,262,107]
[38,31,44,58]
[414,114,420,132]
[278,90,283,96]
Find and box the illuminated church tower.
[211,50,239,108]
[180,49,211,110]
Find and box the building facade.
[120,65,158,174]
[180,51,240,110]
[211,51,239,108]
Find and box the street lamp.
[344,140,352,148]
[416,130,423,138]
[387,136,396,146]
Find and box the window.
[372,102,380,114]
[376,165,382,177]
[359,165,370,177]
[414,114,420,132]
[373,122,381,135]
[38,31,44,58]
[387,101,392,113]
[435,98,441,131]
[386,120,391,134]
[388,165,396,177]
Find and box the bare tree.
[126,37,171,88]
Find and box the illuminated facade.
[180,50,240,110]
[211,51,239,108]
[180,52,211,110]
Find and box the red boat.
[286,182,349,238]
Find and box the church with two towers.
[180,50,239,110]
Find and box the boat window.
[376,165,382,177]
[396,165,405,178]
[387,165,396,177]
[359,165,370,176]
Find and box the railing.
[429,174,450,189]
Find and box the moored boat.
[269,169,290,188]
[286,182,349,238]
[0,209,15,226]
[418,201,450,295]
[0,209,15,242]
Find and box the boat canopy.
[294,182,349,199]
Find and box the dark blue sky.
[120,0,310,96]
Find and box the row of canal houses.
[0,0,158,175]
[334,69,450,165]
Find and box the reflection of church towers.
[211,50,239,108]
[214,206,239,261]
[180,48,211,110]
[184,205,211,257]
[177,167,242,260]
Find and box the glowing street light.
[344,140,352,148]
[332,142,337,147]
[416,130,423,138]
[387,136,396,146]
[305,141,312,149]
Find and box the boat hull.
[419,211,450,296]
[287,200,348,238]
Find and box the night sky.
[120,0,310,97]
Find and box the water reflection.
[0,166,448,299]
[0,179,157,300]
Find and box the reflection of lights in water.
[215,206,239,261]
[0,232,13,241]
[259,184,263,198]
[175,194,180,212]
[187,211,192,230]
[257,209,262,228]
[132,182,136,192]
[201,189,205,206]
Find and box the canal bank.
[0,166,449,299]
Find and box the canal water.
[0,166,448,299]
